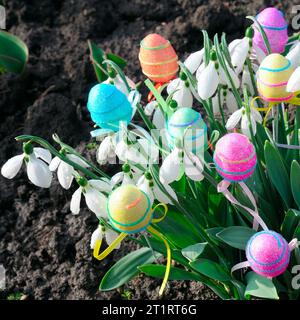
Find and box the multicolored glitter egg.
[107,185,152,234]
[213,133,257,182]
[87,83,133,131]
[253,7,288,54]
[139,34,178,83]
[246,231,290,278]
[257,53,294,103]
[166,108,207,154]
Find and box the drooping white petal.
[138,138,159,164]
[166,78,181,95]
[122,173,135,185]
[57,161,74,189]
[144,101,158,116]
[89,179,112,193]
[26,155,52,188]
[230,37,249,74]
[84,187,108,218]
[111,172,124,187]
[137,175,154,205]
[159,148,181,184]
[228,39,243,53]
[241,114,252,137]
[250,107,263,123]
[184,49,204,74]
[287,66,300,92]
[225,108,243,130]
[33,148,52,164]
[252,44,266,64]
[97,136,115,165]
[184,152,204,181]
[287,42,300,69]
[114,75,130,95]
[1,154,24,179]
[153,108,165,130]
[105,229,121,249]
[70,187,82,215]
[197,61,219,100]
[90,226,103,249]
[173,85,193,108]
[195,62,205,80]
[226,90,239,114]
[153,183,177,204]
[67,154,89,168]
[219,64,240,89]
[115,140,142,163]
[49,156,61,171]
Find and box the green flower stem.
[15,135,104,180]
[217,86,226,128]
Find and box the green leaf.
[88,40,107,82]
[181,243,208,262]
[245,272,279,300]
[138,264,200,281]
[99,247,157,291]
[0,30,28,74]
[106,52,127,69]
[291,161,300,209]
[190,258,231,282]
[281,209,300,241]
[264,141,293,208]
[216,226,256,250]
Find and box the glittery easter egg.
[107,185,152,234]
[257,53,294,103]
[246,231,290,278]
[253,7,288,54]
[87,83,133,131]
[139,34,178,83]
[213,133,257,182]
[166,107,208,154]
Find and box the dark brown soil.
[0,0,298,300]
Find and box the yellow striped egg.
[257,53,294,103]
[107,185,152,234]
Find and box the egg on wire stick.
[92,185,171,296]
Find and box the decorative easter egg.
[87,83,133,131]
[107,185,152,234]
[213,133,257,182]
[139,33,178,83]
[257,53,294,103]
[246,231,290,278]
[253,7,288,54]
[166,107,207,154]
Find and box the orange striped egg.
[139,34,178,83]
[257,53,294,103]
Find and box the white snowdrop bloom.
[229,37,250,74]
[184,49,204,74]
[167,77,193,108]
[90,226,120,250]
[1,145,52,188]
[96,135,117,165]
[159,147,204,184]
[70,178,111,218]
[137,172,178,205]
[287,66,300,93]
[212,88,239,116]
[49,154,89,190]
[226,106,262,137]
[241,63,258,96]
[104,75,135,96]
[145,100,165,129]
[111,163,142,187]
[286,42,300,69]
[252,44,266,64]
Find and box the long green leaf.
[99,248,157,291]
[182,243,208,262]
[0,30,28,74]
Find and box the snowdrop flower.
[137,171,177,205]
[212,86,239,116]
[96,135,117,165]
[90,225,120,250]
[1,143,52,188]
[241,63,258,96]
[286,41,300,69]
[197,50,240,100]
[160,147,204,184]
[145,100,165,130]
[49,153,89,189]
[70,177,111,218]
[104,70,135,96]
[184,48,204,74]
[111,163,142,187]
[167,72,193,108]
[226,105,262,137]
[287,66,300,92]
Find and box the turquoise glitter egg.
[87,83,133,131]
[166,108,207,154]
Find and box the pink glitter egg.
[253,7,288,54]
[246,231,290,278]
[213,133,257,182]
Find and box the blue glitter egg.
[87,83,133,131]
